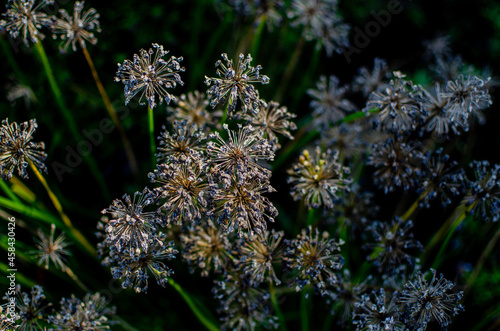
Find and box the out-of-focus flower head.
[51,1,100,52]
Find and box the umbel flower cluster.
[3,0,499,330]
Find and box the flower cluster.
[0,118,47,180]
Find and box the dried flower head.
[3,285,50,330]
[368,138,424,193]
[115,43,184,109]
[399,269,464,330]
[243,100,297,151]
[353,58,390,97]
[327,270,371,326]
[0,118,47,180]
[51,1,100,52]
[207,124,274,182]
[352,288,405,331]
[167,91,222,130]
[0,0,54,46]
[210,174,278,237]
[107,233,178,293]
[364,71,422,133]
[325,184,379,230]
[416,83,465,137]
[309,16,350,56]
[288,0,338,34]
[214,270,278,330]
[284,226,344,295]
[149,160,209,226]
[100,188,158,258]
[0,306,19,330]
[7,83,36,108]
[422,34,452,62]
[287,147,351,209]
[319,122,370,160]
[34,223,70,271]
[180,219,232,277]
[49,292,116,330]
[308,75,356,130]
[156,120,206,164]
[463,160,500,222]
[238,229,285,285]
[205,53,269,117]
[418,149,465,208]
[444,75,491,127]
[365,218,422,274]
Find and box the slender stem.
[113,315,140,331]
[81,46,139,178]
[250,14,267,57]
[28,160,97,257]
[464,224,500,297]
[167,278,219,331]
[0,179,20,203]
[32,41,110,200]
[427,203,475,268]
[0,195,63,227]
[275,36,306,103]
[269,282,287,331]
[148,105,156,169]
[300,288,309,331]
[423,203,472,263]
[64,266,89,292]
[400,188,431,221]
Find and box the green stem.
[0,180,20,203]
[275,36,306,103]
[400,187,431,222]
[32,41,110,201]
[0,34,27,85]
[29,161,97,258]
[250,14,267,57]
[167,278,219,331]
[0,195,63,228]
[464,223,500,297]
[148,105,156,169]
[82,46,139,179]
[269,282,287,331]
[300,288,309,331]
[423,203,473,265]
[429,203,474,268]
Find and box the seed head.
[0,0,54,46]
[237,229,285,286]
[0,118,47,180]
[101,188,158,258]
[284,226,344,295]
[149,160,209,226]
[308,75,356,130]
[287,146,351,209]
[210,174,278,238]
[180,219,232,277]
[399,269,464,330]
[34,223,70,271]
[51,1,100,52]
[3,285,50,330]
[49,292,116,330]
[205,53,269,118]
[243,100,297,151]
[115,43,184,109]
